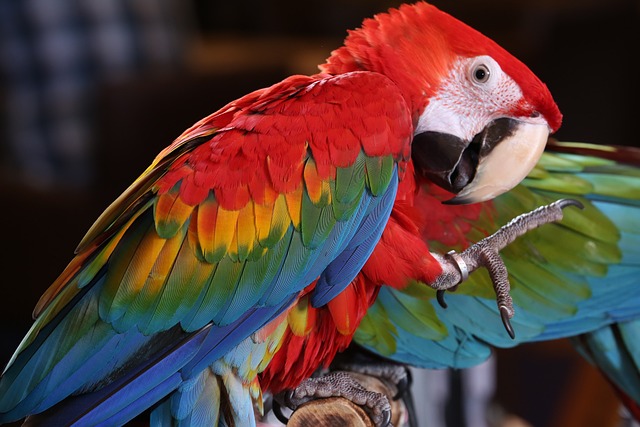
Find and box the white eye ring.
[467,56,499,87]
[471,63,491,84]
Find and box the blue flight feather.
[311,168,398,307]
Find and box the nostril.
[530,111,540,118]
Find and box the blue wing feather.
[355,143,640,394]
[1,70,410,424]
[311,168,398,307]
[572,320,640,404]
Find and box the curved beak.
[412,118,549,204]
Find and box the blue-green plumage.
[0,68,411,425]
[355,142,640,413]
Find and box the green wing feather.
[0,71,411,424]
[356,141,640,369]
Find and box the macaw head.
[320,2,561,204]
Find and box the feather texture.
[0,3,573,425]
[0,71,411,424]
[354,141,640,407]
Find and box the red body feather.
[259,171,493,393]
[157,73,411,211]
[260,275,380,392]
[320,2,561,132]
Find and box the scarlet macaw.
[0,3,563,425]
[353,140,640,420]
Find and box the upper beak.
[412,118,550,204]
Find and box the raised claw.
[500,305,515,339]
[556,198,584,210]
[436,290,447,309]
[432,198,583,339]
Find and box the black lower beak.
[411,131,478,194]
[412,118,520,198]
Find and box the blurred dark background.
[0,0,637,426]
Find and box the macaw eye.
[472,64,490,84]
[465,56,501,89]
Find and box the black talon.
[500,306,515,339]
[436,290,448,308]
[283,389,296,409]
[556,198,584,210]
[392,367,412,400]
[381,407,392,427]
[272,397,290,425]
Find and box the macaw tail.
[571,320,640,421]
[354,139,640,421]
[149,365,261,427]
[552,141,640,421]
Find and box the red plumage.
[156,73,411,211]
[321,2,561,131]
[1,2,566,424]
[260,275,380,393]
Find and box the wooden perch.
[287,372,406,427]
[288,397,374,427]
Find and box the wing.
[354,141,640,370]
[0,71,412,425]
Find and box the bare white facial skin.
[417,55,550,138]
[415,55,551,203]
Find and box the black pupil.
[475,67,487,81]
